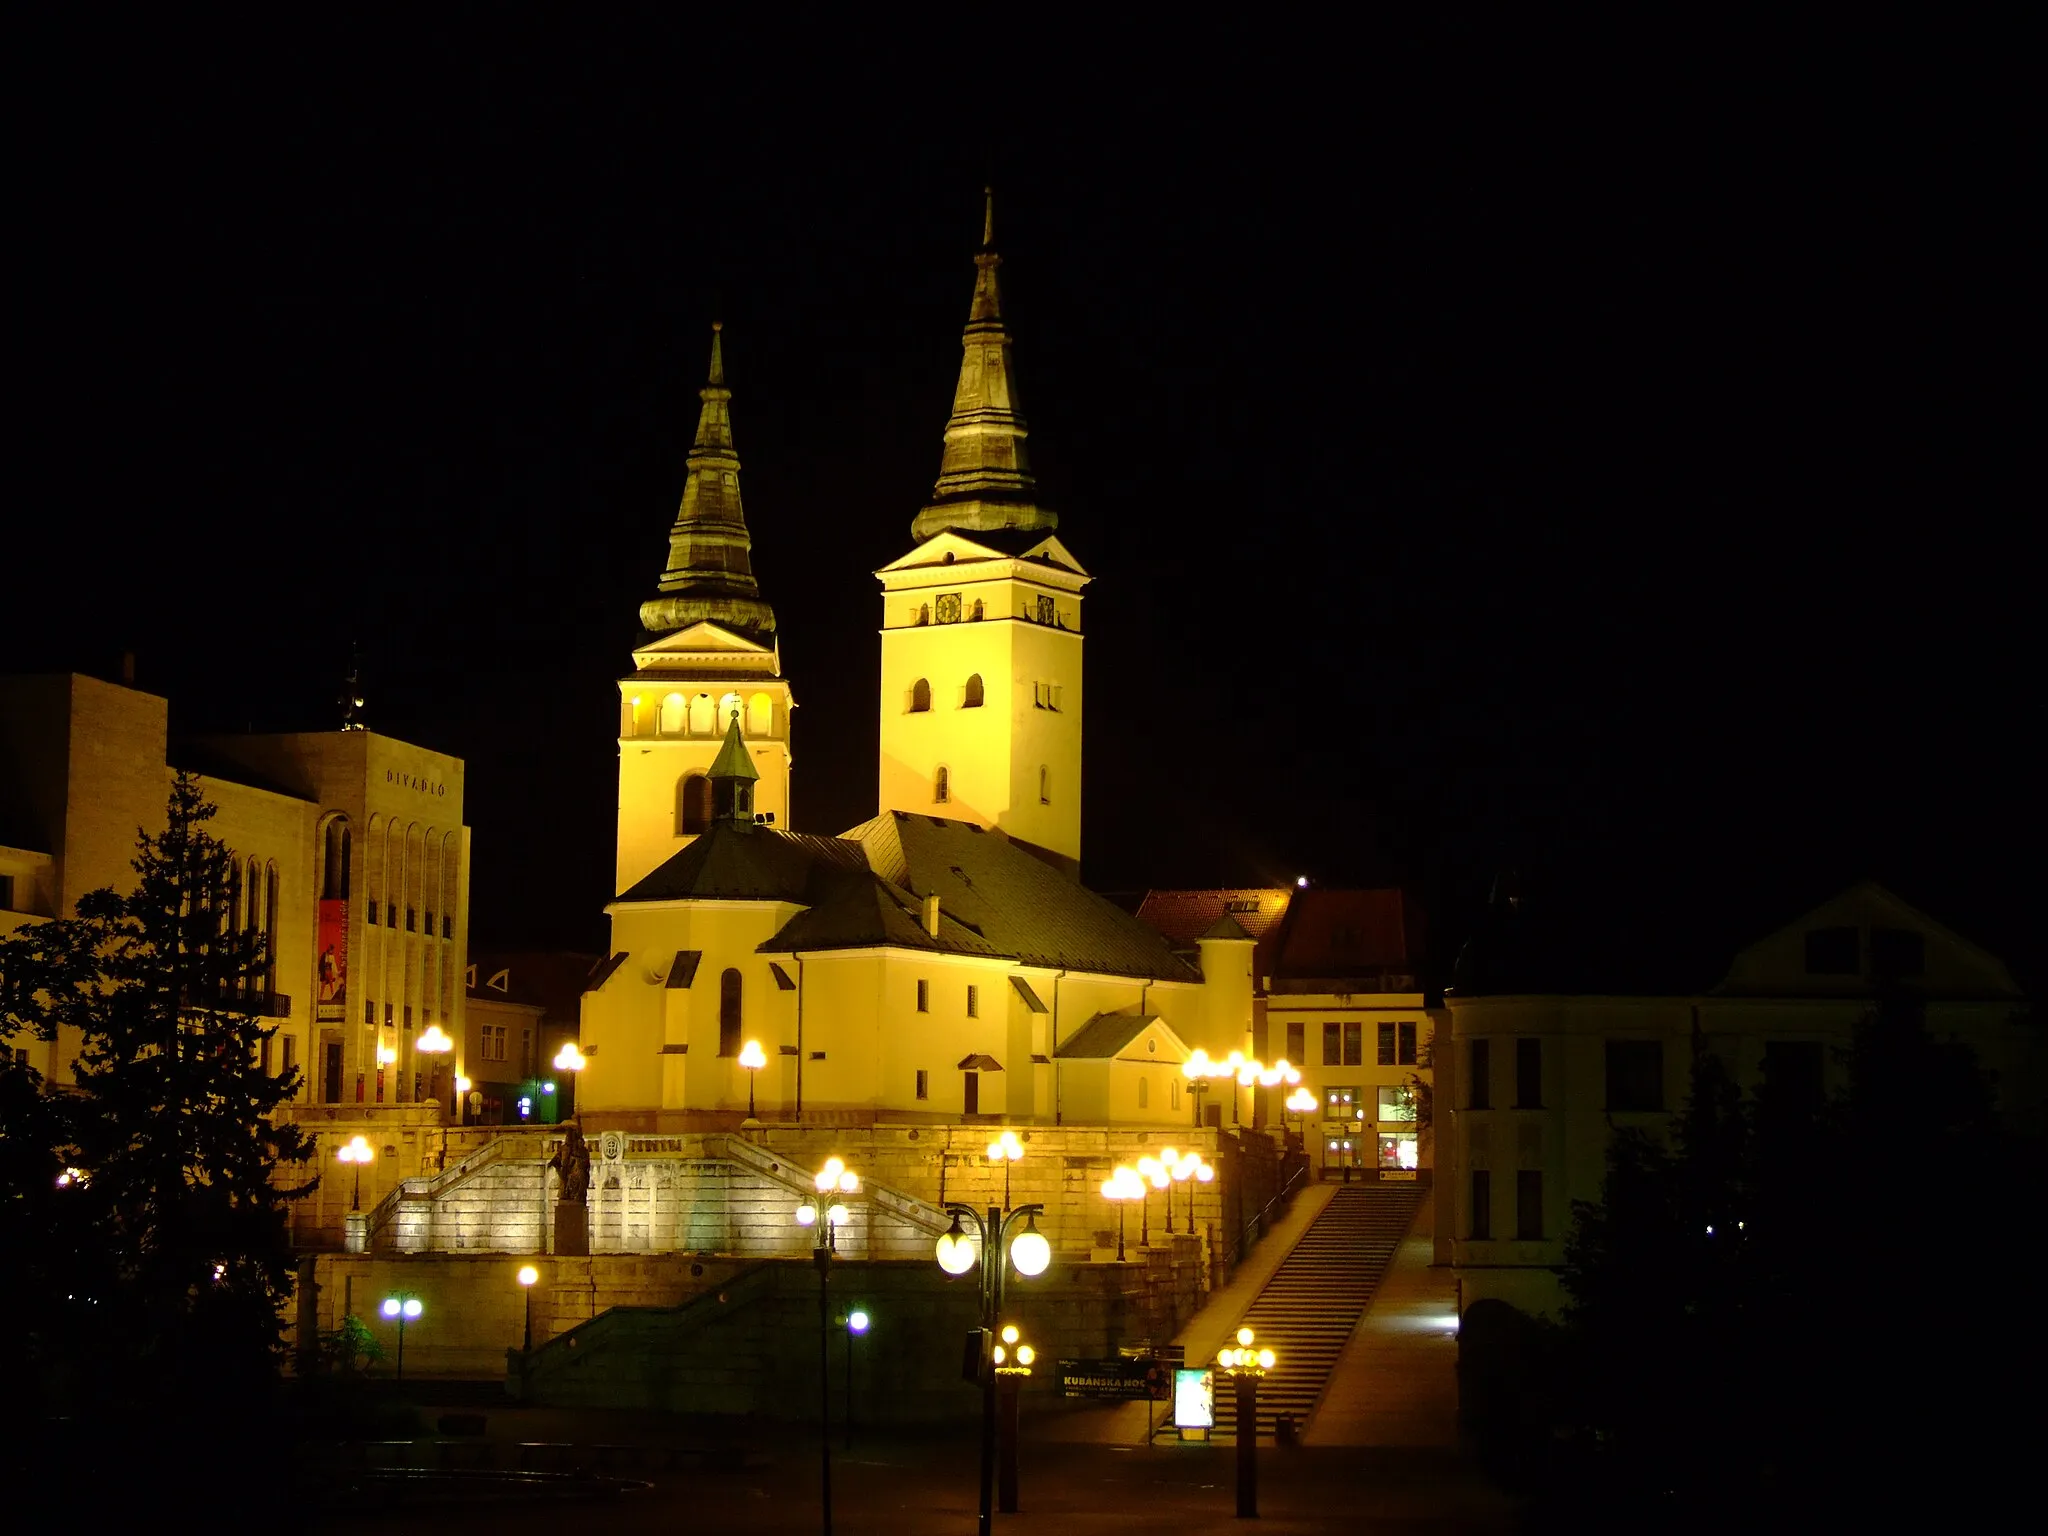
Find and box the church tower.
[615,324,794,895]
[877,196,1089,876]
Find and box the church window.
[1171,1077,1181,1110]
[963,674,984,708]
[1137,1076,1150,1110]
[916,603,930,626]
[934,767,949,804]
[936,593,962,624]
[747,693,773,736]
[660,693,686,735]
[915,1069,929,1101]
[678,774,712,835]
[719,969,743,1057]
[688,694,714,735]
[916,979,930,1013]
[1034,595,1055,625]
[966,984,979,1018]
[719,692,742,729]
[970,599,984,621]
[1038,766,1050,805]
[910,678,932,713]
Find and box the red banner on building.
[316,899,349,1022]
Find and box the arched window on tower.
[719,692,742,731]
[1035,594,1055,625]
[916,603,931,626]
[934,766,949,804]
[970,599,984,621]
[747,692,773,736]
[719,968,742,1057]
[909,678,932,713]
[678,774,712,836]
[660,693,686,735]
[689,694,714,735]
[962,674,984,709]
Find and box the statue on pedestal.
[548,1124,592,1255]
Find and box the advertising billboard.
[316,899,349,1023]
[1174,1367,1215,1436]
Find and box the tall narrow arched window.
[916,603,930,626]
[718,692,742,731]
[678,774,712,835]
[934,766,949,804]
[659,693,686,735]
[719,968,742,1057]
[910,678,932,713]
[689,693,714,734]
[962,673,984,709]
[1039,765,1050,804]
[747,692,773,736]
[264,859,279,992]
[970,599,984,621]
[1138,1076,1150,1110]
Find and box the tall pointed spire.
[910,189,1058,541]
[640,323,778,641]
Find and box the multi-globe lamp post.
[936,1173,1050,1533]
[1172,1148,1215,1231]
[381,1293,424,1382]
[417,1023,452,1110]
[991,1322,1037,1514]
[336,1134,374,1211]
[1099,1165,1146,1260]
[1285,1085,1318,1136]
[1220,1325,1277,1517]
[553,1041,585,1120]
[795,1156,860,1536]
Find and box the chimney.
[923,892,941,938]
[120,650,136,686]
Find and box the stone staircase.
[1206,1183,1423,1442]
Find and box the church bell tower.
[877,195,1088,876]
[615,324,794,894]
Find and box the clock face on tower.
[935,593,962,625]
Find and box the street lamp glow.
[517,1265,539,1287]
[376,1043,398,1066]
[1238,1326,1255,1347]
[455,1075,472,1094]
[1009,1215,1050,1276]
[418,1024,453,1053]
[987,1129,1024,1163]
[847,1309,870,1334]
[553,1042,587,1072]
[935,1215,978,1275]
[738,1040,767,1071]
[826,1202,850,1227]
[382,1298,400,1319]
[796,1200,819,1226]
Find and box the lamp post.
[1219,1325,1277,1518]
[1174,1150,1214,1231]
[337,1135,374,1211]
[992,1322,1037,1514]
[376,1041,396,1103]
[796,1156,859,1536]
[842,1308,869,1449]
[739,1039,767,1121]
[552,1041,585,1120]
[986,1128,1023,1208]
[1139,1155,1170,1238]
[380,1293,423,1382]
[418,1023,452,1111]
[454,1075,472,1124]
[1285,1086,1317,1137]
[936,1200,1051,1535]
[516,1264,539,1354]
[1100,1166,1144,1261]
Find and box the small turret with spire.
[640,324,779,642]
[707,708,761,827]
[910,189,1059,541]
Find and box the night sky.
[16,16,2032,986]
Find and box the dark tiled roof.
[1056,1011,1162,1059]
[618,822,869,904]
[851,813,1202,981]
[763,864,1004,958]
[1135,888,1293,983]
[1267,888,1420,988]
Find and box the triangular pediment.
[876,530,1090,579]
[1714,881,2021,998]
[631,621,777,669]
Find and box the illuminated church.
[580,202,1262,1128]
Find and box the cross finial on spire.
[707,321,725,387]
[982,185,994,249]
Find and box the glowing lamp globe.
[1258,1348,1276,1369]
[935,1229,977,1275]
[738,1040,767,1071]
[404,1298,422,1319]
[848,1310,870,1334]
[795,1201,818,1226]
[517,1265,539,1287]
[1016,1345,1035,1366]
[382,1299,400,1319]
[1238,1326,1255,1347]
[1009,1226,1051,1277]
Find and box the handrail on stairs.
[1241,1163,1309,1254]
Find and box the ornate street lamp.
[1285,1085,1318,1135]
[935,1198,1050,1534]
[1099,1165,1145,1261]
[1172,1149,1214,1230]
[1137,1156,1169,1241]
[1219,1325,1277,1517]
[418,1023,452,1110]
[738,1038,767,1121]
[336,1134,374,1211]
[986,1128,1024,1208]
[992,1321,1037,1513]
[796,1156,859,1535]
[380,1293,423,1382]
[516,1264,539,1354]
